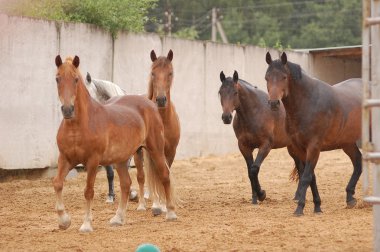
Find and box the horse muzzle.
[156,96,167,108]
[222,113,232,124]
[61,105,74,119]
[268,100,280,111]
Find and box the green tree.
[2,0,157,38]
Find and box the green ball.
[135,243,160,252]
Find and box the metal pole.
[371,0,380,250]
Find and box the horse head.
[149,49,174,108]
[265,52,290,111]
[55,55,81,119]
[218,70,241,124]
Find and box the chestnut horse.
[265,52,362,216]
[84,72,139,203]
[136,49,180,215]
[219,71,303,204]
[53,55,177,232]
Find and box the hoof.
[152,207,162,216]
[294,207,304,217]
[314,206,323,214]
[79,222,93,233]
[347,198,357,209]
[136,204,146,211]
[58,213,71,230]
[129,190,138,202]
[166,211,177,221]
[252,196,258,205]
[109,214,124,226]
[106,195,115,203]
[258,190,266,202]
[293,212,304,217]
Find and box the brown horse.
[265,52,362,216]
[135,49,180,215]
[53,55,177,232]
[219,70,303,204]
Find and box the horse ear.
[265,52,272,65]
[150,50,157,62]
[220,71,226,82]
[86,72,91,83]
[233,70,239,82]
[73,55,80,68]
[281,52,287,65]
[55,55,62,68]
[167,49,173,61]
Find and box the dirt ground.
[0,149,373,251]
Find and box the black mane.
[267,59,302,80]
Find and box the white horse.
[84,73,138,203]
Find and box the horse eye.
[234,91,238,95]
[55,77,59,83]
[283,76,287,80]
[74,77,79,83]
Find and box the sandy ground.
[0,149,373,251]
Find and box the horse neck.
[235,84,260,117]
[68,81,92,126]
[282,72,315,115]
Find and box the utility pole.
[211,7,228,43]
[211,7,217,42]
[165,10,173,36]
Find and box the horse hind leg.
[105,165,115,203]
[134,149,147,211]
[110,161,131,226]
[343,144,362,208]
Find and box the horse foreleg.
[151,152,177,221]
[53,155,72,230]
[105,165,115,203]
[134,149,146,211]
[110,162,131,226]
[286,145,305,201]
[343,144,362,208]
[79,160,99,232]
[252,143,271,202]
[238,142,257,204]
[294,146,320,216]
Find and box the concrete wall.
[0,14,361,169]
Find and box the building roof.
[294,45,362,59]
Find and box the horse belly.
[101,125,145,165]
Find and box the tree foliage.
[145,0,361,49]
[2,0,157,38]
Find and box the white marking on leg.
[79,200,93,232]
[110,206,125,226]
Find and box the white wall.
[0,14,359,169]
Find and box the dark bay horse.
[265,52,362,216]
[136,49,181,215]
[53,55,177,232]
[219,71,302,204]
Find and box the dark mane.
[267,59,302,80]
[221,77,257,89]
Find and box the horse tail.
[289,164,299,182]
[143,150,179,207]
